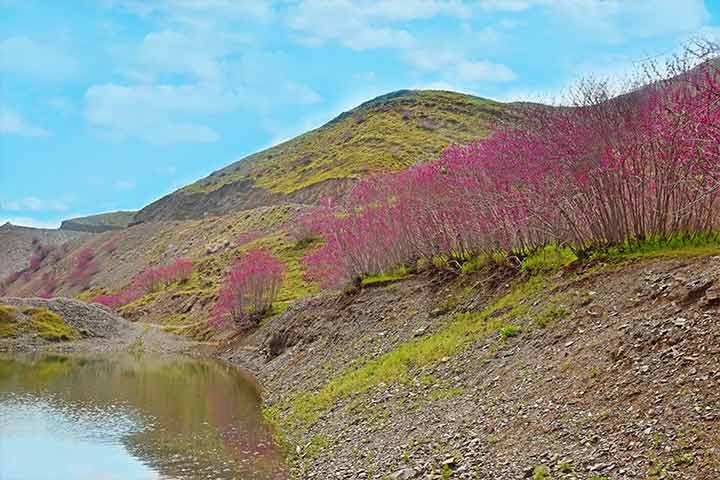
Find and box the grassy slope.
[7,204,318,336]
[182,90,503,195]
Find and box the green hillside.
[135,90,505,222]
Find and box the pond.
[0,354,286,480]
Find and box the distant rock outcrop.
[60,211,136,233]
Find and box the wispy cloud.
[1,197,68,212]
[0,36,78,80]
[0,106,48,138]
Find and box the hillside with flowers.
[2,44,720,480]
[134,90,505,222]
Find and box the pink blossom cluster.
[302,65,720,288]
[211,249,285,331]
[101,239,118,254]
[69,248,100,289]
[37,273,59,299]
[133,258,194,292]
[91,258,193,310]
[92,288,143,309]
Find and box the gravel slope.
[224,255,720,480]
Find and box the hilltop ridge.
[134,90,505,222]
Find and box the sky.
[1,0,719,228]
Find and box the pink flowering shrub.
[302,58,720,288]
[37,273,59,298]
[91,258,192,310]
[92,288,143,309]
[28,244,55,272]
[101,239,118,254]
[69,248,99,289]
[211,249,285,331]
[133,258,193,292]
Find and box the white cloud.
[478,0,533,12]
[109,0,273,22]
[457,60,517,82]
[1,197,68,212]
[286,0,420,50]
[0,36,78,80]
[548,0,708,43]
[286,82,323,105]
[408,49,517,83]
[135,29,251,82]
[83,83,228,143]
[84,19,325,144]
[0,106,49,138]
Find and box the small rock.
[389,468,417,480]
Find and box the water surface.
[0,354,285,480]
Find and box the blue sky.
[1,0,719,228]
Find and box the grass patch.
[427,386,464,401]
[534,302,569,328]
[285,275,546,425]
[532,465,551,480]
[25,308,78,341]
[522,245,577,274]
[0,305,18,338]
[499,325,520,338]
[593,233,720,261]
[362,267,410,286]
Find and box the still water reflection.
[0,354,286,480]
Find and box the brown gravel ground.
[223,255,720,480]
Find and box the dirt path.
[57,321,214,356]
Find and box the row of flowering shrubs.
[92,258,193,309]
[301,59,720,288]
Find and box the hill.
[135,90,505,222]
[60,211,137,233]
[0,223,91,279]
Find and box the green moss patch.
[25,308,78,341]
[0,304,19,338]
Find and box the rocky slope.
[0,223,91,279]
[224,253,720,480]
[60,210,137,233]
[135,90,505,222]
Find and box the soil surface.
[224,255,720,480]
[0,296,206,356]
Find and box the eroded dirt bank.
[223,255,720,480]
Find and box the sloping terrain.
[135,90,505,222]
[3,204,316,338]
[0,223,91,279]
[225,253,720,480]
[60,210,137,232]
